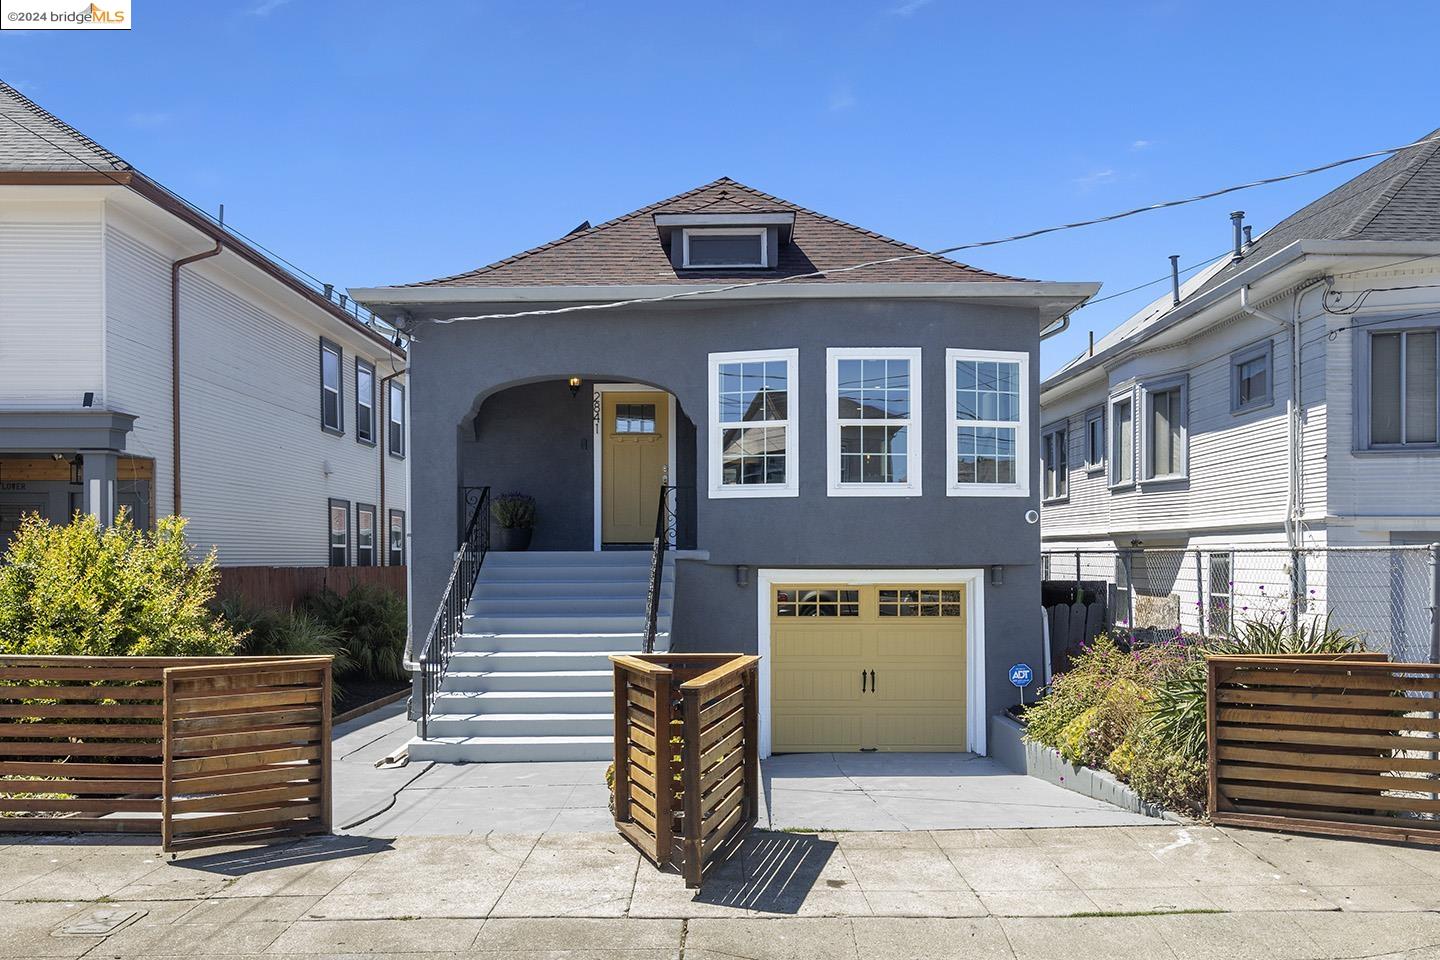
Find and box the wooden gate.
[611,654,759,888]
[162,658,332,852]
[1208,653,1440,845]
[0,655,331,852]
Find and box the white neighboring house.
[1039,131,1440,643]
[0,81,409,571]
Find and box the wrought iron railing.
[417,486,490,738]
[643,481,679,654]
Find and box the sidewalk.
[9,824,1440,958]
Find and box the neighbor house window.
[1207,551,1233,634]
[828,347,922,496]
[1108,391,1134,488]
[320,339,343,434]
[388,509,405,566]
[388,382,406,458]
[1041,423,1068,502]
[683,228,766,268]
[356,503,376,567]
[356,359,376,445]
[1084,407,1105,473]
[708,349,797,498]
[946,348,1028,497]
[328,499,349,566]
[1367,329,1438,448]
[1142,377,1187,480]
[1231,341,1273,413]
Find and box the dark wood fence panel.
[611,653,759,888]
[162,658,332,852]
[217,566,406,609]
[0,656,331,849]
[1208,653,1440,845]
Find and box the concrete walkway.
[335,707,1158,835]
[9,825,1440,957]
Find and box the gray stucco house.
[354,178,1097,762]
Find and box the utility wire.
[420,132,1440,326]
[1078,250,1229,308]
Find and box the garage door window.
[878,588,964,617]
[775,587,860,617]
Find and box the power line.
[423,131,1440,326]
[1078,251,1229,308]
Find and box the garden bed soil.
[335,678,409,720]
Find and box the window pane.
[322,347,339,389]
[956,359,1019,424]
[1112,399,1133,483]
[688,233,763,266]
[1405,331,1438,444]
[1149,388,1180,475]
[1238,355,1267,406]
[722,426,786,485]
[1371,333,1402,444]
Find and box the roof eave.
[352,280,1101,326]
[1040,238,1440,400]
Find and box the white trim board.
[591,382,677,551]
[754,567,988,760]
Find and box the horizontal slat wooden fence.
[0,655,331,852]
[1208,653,1440,845]
[611,654,760,888]
[217,565,406,610]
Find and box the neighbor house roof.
[409,177,1027,286]
[1048,128,1440,385]
[0,80,400,355]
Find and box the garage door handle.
[869,669,876,692]
[861,670,867,693]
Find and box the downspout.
[170,240,223,516]
[378,364,407,562]
[1039,312,1072,342]
[1239,284,1303,549]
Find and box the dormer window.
[683,228,767,269]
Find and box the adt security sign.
[1008,663,1034,705]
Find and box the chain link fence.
[1041,545,1440,661]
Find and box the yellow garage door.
[771,583,967,752]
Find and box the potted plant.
[492,493,536,551]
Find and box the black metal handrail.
[643,483,679,654]
[417,486,490,738]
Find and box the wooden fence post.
[742,665,759,825]
[161,670,175,852]
[654,670,674,867]
[612,664,632,825]
[681,685,702,888]
[320,660,334,833]
[1205,659,1220,814]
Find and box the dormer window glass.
[683,228,767,269]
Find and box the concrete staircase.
[407,550,673,763]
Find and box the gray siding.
[409,297,1048,717]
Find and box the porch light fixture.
[990,564,1004,587]
[568,376,583,398]
[735,565,750,588]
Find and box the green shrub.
[301,585,407,681]
[219,597,352,669]
[493,493,536,529]
[0,512,240,657]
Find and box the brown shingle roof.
[410,178,1025,286]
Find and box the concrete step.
[468,597,671,617]
[433,689,612,714]
[464,614,654,634]
[482,550,661,567]
[473,579,674,599]
[440,669,612,693]
[406,735,612,763]
[422,712,612,738]
[452,632,663,654]
[478,564,660,583]
[443,650,632,673]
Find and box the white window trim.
[1084,406,1105,474]
[1107,388,1136,490]
[755,567,987,759]
[1140,375,1189,483]
[706,350,798,500]
[1040,420,1069,504]
[945,348,1028,498]
[827,347,923,497]
[682,227,767,269]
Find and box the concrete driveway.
[335,706,1157,835]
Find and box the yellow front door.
[771,583,967,752]
[601,390,669,544]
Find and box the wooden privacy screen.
[1208,653,1440,845]
[611,654,760,888]
[163,659,332,851]
[0,656,331,853]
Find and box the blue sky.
[5,0,1439,375]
